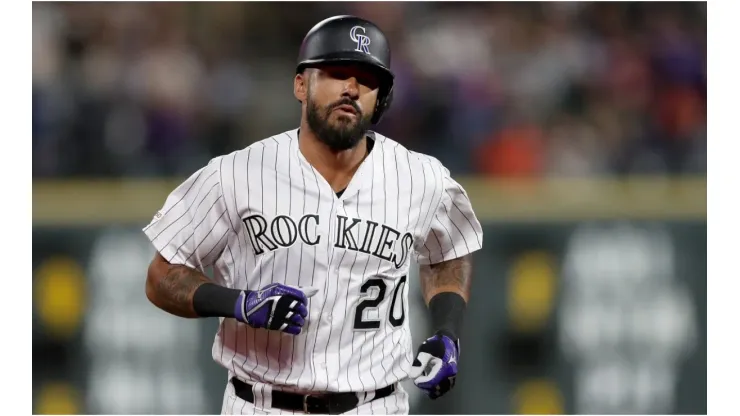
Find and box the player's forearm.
[419,254,471,304]
[419,254,472,338]
[146,262,212,318]
[146,253,245,319]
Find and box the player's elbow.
[145,252,169,306]
[145,263,159,305]
[145,271,158,305]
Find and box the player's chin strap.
[428,292,466,343]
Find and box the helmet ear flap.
[371,83,393,125]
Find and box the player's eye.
[357,74,381,91]
[323,66,380,90]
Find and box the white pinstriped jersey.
[143,128,483,394]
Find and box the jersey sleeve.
[416,168,484,265]
[142,158,233,271]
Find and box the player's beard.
[306,93,372,152]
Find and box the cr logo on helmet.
[349,26,371,54]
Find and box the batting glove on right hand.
[409,331,460,399]
[234,283,319,335]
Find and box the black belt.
[230,377,395,414]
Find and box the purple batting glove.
[408,331,460,399]
[234,283,319,335]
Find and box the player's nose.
[341,77,360,100]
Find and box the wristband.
[192,283,244,318]
[428,292,466,340]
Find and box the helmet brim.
[296,52,394,85]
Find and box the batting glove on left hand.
[409,331,460,399]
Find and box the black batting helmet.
[296,15,394,124]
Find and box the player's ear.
[294,72,308,103]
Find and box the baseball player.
[143,15,483,415]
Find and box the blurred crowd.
[32,2,706,178]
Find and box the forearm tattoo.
[155,264,211,317]
[419,254,472,304]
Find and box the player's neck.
[298,126,369,192]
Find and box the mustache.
[328,99,362,115]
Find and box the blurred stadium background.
[32,1,706,414]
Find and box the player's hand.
[409,331,460,399]
[234,283,319,335]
